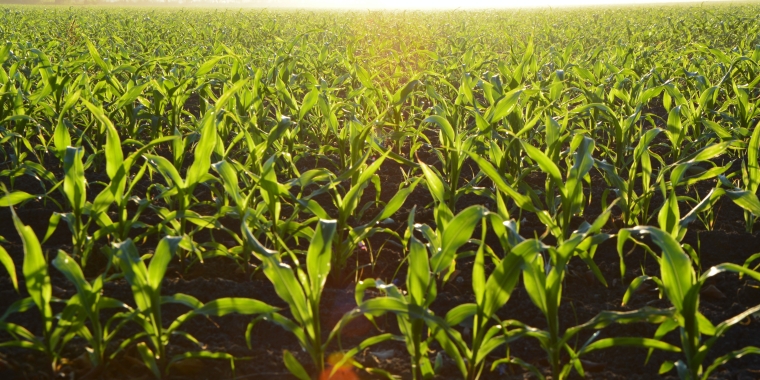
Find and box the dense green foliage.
[1,3,760,379]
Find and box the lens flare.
[319,353,358,380]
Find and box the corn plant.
[432,220,543,380]
[50,250,132,375]
[467,151,538,223]
[114,236,277,378]
[49,102,177,265]
[737,119,760,232]
[294,151,420,283]
[422,114,479,211]
[594,128,662,226]
[0,208,83,375]
[243,219,342,378]
[505,205,680,379]
[521,134,596,241]
[353,205,488,379]
[144,80,247,241]
[619,226,760,380]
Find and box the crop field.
[1,3,760,380]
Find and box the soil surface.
[1,148,760,380]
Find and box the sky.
[254,0,731,9]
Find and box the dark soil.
[1,146,760,380]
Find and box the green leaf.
[681,141,731,165]
[665,106,683,148]
[299,88,319,120]
[657,191,680,236]
[214,78,249,113]
[702,263,760,285]
[195,297,278,317]
[63,147,86,213]
[0,191,36,207]
[521,141,563,189]
[0,246,18,292]
[580,337,681,355]
[85,38,109,73]
[167,297,278,335]
[136,342,161,379]
[419,160,447,204]
[444,303,477,326]
[522,248,547,314]
[145,154,185,188]
[407,237,431,306]
[659,361,675,375]
[747,119,760,193]
[186,112,218,188]
[167,351,235,376]
[195,55,228,77]
[113,82,150,110]
[725,189,760,216]
[703,346,760,379]
[632,226,695,310]
[54,90,79,156]
[52,250,91,301]
[283,350,311,380]
[256,256,310,329]
[212,160,244,207]
[114,239,152,313]
[622,275,652,306]
[424,115,456,146]
[0,41,11,63]
[392,79,419,105]
[701,120,732,140]
[473,232,486,305]
[84,101,123,180]
[483,239,542,317]
[148,236,181,293]
[12,209,51,330]
[330,333,397,375]
[466,152,536,211]
[306,219,337,293]
[432,206,485,274]
[488,87,522,122]
[377,178,421,221]
[267,115,292,149]
[161,293,203,309]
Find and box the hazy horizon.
[0,0,740,9]
[249,0,735,9]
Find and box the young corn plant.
[295,151,420,284]
[81,101,179,244]
[213,155,335,267]
[114,237,277,378]
[350,205,490,380]
[521,134,596,241]
[506,205,680,379]
[594,128,662,226]
[0,207,83,375]
[619,226,760,380]
[422,114,479,211]
[49,102,177,267]
[144,81,247,243]
[737,119,760,232]
[143,109,218,239]
[51,250,133,376]
[243,219,344,378]
[433,220,543,380]
[466,150,538,223]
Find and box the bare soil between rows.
[1,155,760,380]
